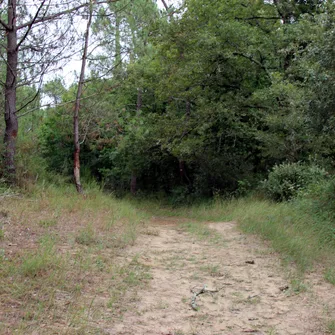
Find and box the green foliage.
[23,0,335,204]
[38,113,73,175]
[261,162,328,201]
[325,268,335,286]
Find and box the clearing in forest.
[1,193,335,335]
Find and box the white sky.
[57,0,182,88]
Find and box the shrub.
[262,162,328,201]
[295,178,335,246]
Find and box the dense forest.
[1,0,335,203]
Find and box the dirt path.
[105,217,335,335]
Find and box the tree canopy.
[1,0,335,200]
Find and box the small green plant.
[180,222,221,243]
[289,278,308,295]
[0,249,7,262]
[325,268,335,285]
[326,320,335,334]
[246,295,261,304]
[0,228,4,240]
[200,264,220,276]
[38,219,57,227]
[173,329,185,335]
[267,326,278,335]
[75,225,97,246]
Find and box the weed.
[38,219,57,227]
[143,227,160,236]
[200,264,220,276]
[75,224,97,246]
[327,320,335,334]
[180,222,221,244]
[289,278,308,295]
[0,249,6,260]
[325,268,335,285]
[246,295,261,304]
[95,256,105,271]
[20,235,61,277]
[156,300,169,309]
[0,228,4,240]
[173,329,185,335]
[267,326,278,335]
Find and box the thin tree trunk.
[114,10,122,79]
[130,88,142,196]
[73,1,93,194]
[4,0,18,182]
[179,100,191,184]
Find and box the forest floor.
[1,193,335,334]
[107,217,335,335]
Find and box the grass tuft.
[179,221,222,244]
[327,320,335,334]
[75,224,97,246]
[20,235,61,277]
[325,268,335,285]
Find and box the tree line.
[1,0,335,201]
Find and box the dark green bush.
[262,162,328,201]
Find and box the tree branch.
[17,0,47,50]
[16,89,40,114]
[0,18,10,30]
[233,52,271,78]
[17,3,87,30]
[17,0,120,30]
[235,16,280,21]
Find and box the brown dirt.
[106,217,335,335]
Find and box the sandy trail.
[108,217,335,335]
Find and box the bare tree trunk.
[130,88,142,196]
[73,1,93,194]
[4,0,18,182]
